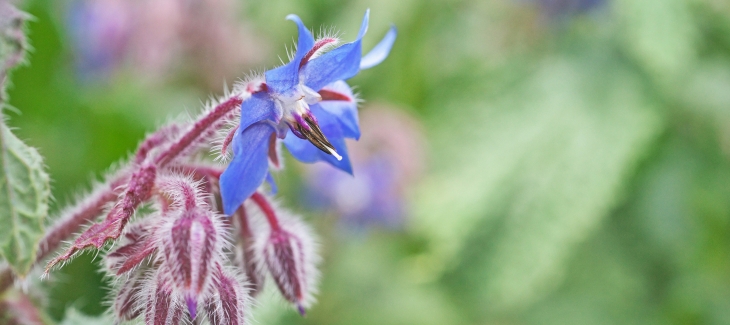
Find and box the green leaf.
[0,3,49,277]
[414,58,663,314]
[0,123,50,276]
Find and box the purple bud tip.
[297,304,307,317]
[186,296,197,319]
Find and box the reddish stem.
[36,173,128,262]
[251,192,280,231]
[41,121,185,261]
[236,206,252,239]
[134,124,181,164]
[221,125,238,157]
[35,91,247,278]
[170,164,223,180]
[155,96,243,167]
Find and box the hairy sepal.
[158,207,226,319]
[45,164,157,274]
[255,210,320,313]
[204,266,249,325]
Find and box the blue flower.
[220,10,397,215]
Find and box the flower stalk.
[9,10,398,324]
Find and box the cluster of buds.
[27,10,395,325]
[38,81,319,324]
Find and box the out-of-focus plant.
[67,0,269,89]
[0,3,396,324]
[302,107,426,229]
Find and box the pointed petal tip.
[297,304,307,316]
[358,9,370,38]
[360,23,397,70]
[285,14,301,22]
[222,199,239,216]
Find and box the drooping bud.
[255,208,319,314]
[158,207,223,320]
[156,175,207,212]
[112,267,147,322]
[204,266,249,325]
[235,206,265,297]
[144,270,186,325]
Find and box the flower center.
[275,85,342,161]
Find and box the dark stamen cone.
[295,115,339,158]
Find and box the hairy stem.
[251,192,280,231]
[41,93,247,275]
[37,173,128,262]
[155,96,243,167]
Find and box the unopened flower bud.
[235,206,265,297]
[144,271,186,325]
[158,207,223,320]
[256,212,319,314]
[204,266,249,325]
[112,267,146,322]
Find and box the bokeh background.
[6,0,730,324]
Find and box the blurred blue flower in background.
[303,107,426,230]
[66,0,267,88]
[67,0,130,80]
[220,10,397,215]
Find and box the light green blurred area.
[7,0,730,324]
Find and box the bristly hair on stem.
[5,9,398,324]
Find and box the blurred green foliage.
[7,0,730,324]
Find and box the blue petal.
[265,15,315,94]
[240,92,279,132]
[283,105,354,174]
[220,123,275,215]
[287,14,316,58]
[356,9,371,38]
[319,81,360,139]
[360,25,397,70]
[300,10,370,91]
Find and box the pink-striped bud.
[257,212,319,314]
[204,266,249,325]
[112,267,146,322]
[235,206,265,297]
[158,207,223,320]
[144,270,186,325]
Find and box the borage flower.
[220,10,396,214]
